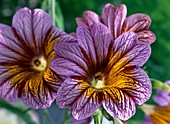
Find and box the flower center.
[33,56,47,71]
[91,72,105,89]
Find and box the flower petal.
[56,78,89,108]
[76,18,87,27]
[0,24,27,102]
[101,4,115,36]
[76,11,100,27]
[153,95,170,106]
[114,4,127,39]
[124,14,151,32]
[137,30,156,44]
[71,116,91,124]
[0,80,19,103]
[103,67,151,120]
[104,32,150,76]
[20,70,61,108]
[56,78,102,120]
[0,24,29,62]
[71,88,102,120]
[77,23,113,69]
[89,24,113,68]
[76,25,97,65]
[150,105,170,124]
[12,7,52,48]
[102,4,127,39]
[51,42,89,79]
[103,88,136,121]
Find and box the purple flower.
[0,7,68,108]
[51,23,151,120]
[141,81,170,124]
[154,81,170,106]
[76,3,156,44]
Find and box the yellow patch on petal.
[9,69,43,95]
[45,39,56,61]
[44,68,60,83]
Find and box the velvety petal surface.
[0,24,24,102]
[102,4,127,39]
[76,24,113,70]
[20,68,61,108]
[101,3,115,35]
[103,67,151,120]
[0,80,19,103]
[76,11,100,27]
[51,42,89,79]
[123,14,155,43]
[124,14,151,32]
[56,78,102,120]
[104,32,151,77]
[0,24,29,62]
[137,30,156,44]
[12,7,52,49]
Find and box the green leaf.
[0,99,36,124]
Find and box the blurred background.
[0,0,170,124]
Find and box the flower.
[154,81,170,106]
[51,23,151,120]
[140,81,170,124]
[140,104,170,124]
[76,3,156,44]
[0,7,67,108]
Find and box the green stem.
[51,0,56,25]
[93,109,103,124]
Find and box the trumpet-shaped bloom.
[76,3,156,44]
[51,23,151,120]
[141,81,170,124]
[0,7,68,108]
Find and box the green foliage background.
[0,0,170,123]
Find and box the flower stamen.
[91,72,105,89]
[33,56,47,71]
